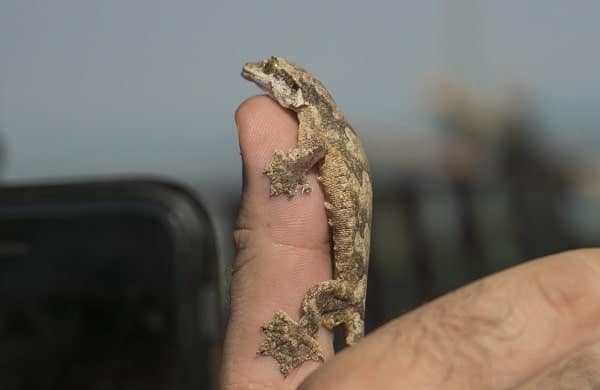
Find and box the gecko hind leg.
[323,309,363,345]
[264,144,326,196]
[301,279,365,346]
[258,310,324,377]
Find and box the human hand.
[221,95,600,390]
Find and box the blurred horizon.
[1,0,600,192]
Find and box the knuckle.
[532,249,600,330]
[231,226,259,275]
[233,226,251,252]
[522,346,600,389]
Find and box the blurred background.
[2,0,600,388]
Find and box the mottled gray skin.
[242,56,372,377]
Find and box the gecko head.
[242,56,306,109]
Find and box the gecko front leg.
[264,140,326,196]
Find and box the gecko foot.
[258,310,324,377]
[265,150,311,196]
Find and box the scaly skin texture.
[241,56,372,377]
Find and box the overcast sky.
[1,0,599,192]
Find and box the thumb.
[221,96,334,389]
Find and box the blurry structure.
[491,90,575,258]
[365,83,584,331]
[0,130,4,181]
[434,83,489,281]
[0,180,218,389]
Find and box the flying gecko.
[241,56,372,377]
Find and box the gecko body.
[242,56,372,377]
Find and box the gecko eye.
[263,57,279,74]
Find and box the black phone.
[0,178,220,390]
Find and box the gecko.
[241,56,372,377]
